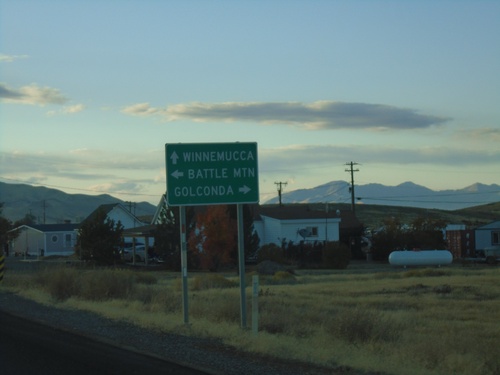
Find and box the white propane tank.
[389,250,453,267]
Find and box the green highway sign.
[165,142,259,206]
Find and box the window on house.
[492,231,500,245]
[307,227,319,237]
[51,235,58,243]
[65,234,72,247]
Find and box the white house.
[475,220,500,250]
[84,203,151,244]
[253,205,362,247]
[9,223,79,257]
[85,203,147,231]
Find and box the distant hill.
[0,182,157,224]
[356,201,499,230]
[282,201,500,231]
[1,181,498,229]
[265,181,500,210]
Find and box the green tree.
[372,216,447,260]
[0,203,13,254]
[408,217,446,250]
[76,208,124,264]
[371,217,408,260]
[153,205,180,269]
[13,212,37,227]
[228,204,260,262]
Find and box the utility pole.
[345,162,359,213]
[274,181,287,207]
[42,200,46,224]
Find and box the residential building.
[253,204,364,254]
[8,223,79,257]
[475,220,500,251]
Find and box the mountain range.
[264,181,500,210]
[1,181,499,225]
[0,182,157,224]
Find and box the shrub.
[403,268,448,278]
[191,274,236,291]
[271,271,296,284]
[79,270,134,301]
[257,243,285,264]
[191,293,240,323]
[42,267,81,301]
[327,308,400,344]
[322,241,351,269]
[134,272,158,285]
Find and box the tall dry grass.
[2,263,500,375]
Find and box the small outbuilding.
[8,223,79,257]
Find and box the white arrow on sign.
[171,170,184,179]
[239,185,251,194]
[170,151,179,165]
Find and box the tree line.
[1,202,447,268]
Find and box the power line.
[358,197,498,205]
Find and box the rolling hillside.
[0,182,157,224]
[1,181,498,229]
[265,180,500,210]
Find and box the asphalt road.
[0,311,211,375]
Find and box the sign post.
[165,142,259,328]
[179,206,189,324]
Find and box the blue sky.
[1,0,499,205]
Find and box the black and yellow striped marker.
[0,255,4,283]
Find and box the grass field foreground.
[2,263,500,375]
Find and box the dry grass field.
[2,261,500,375]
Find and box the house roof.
[83,203,121,223]
[122,224,158,237]
[476,220,500,230]
[151,194,168,224]
[254,204,362,229]
[9,223,80,233]
[82,203,145,225]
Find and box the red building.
[447,230,475,258]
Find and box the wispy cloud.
[454,127,500,142]
[0,83,68,106]
[121,102,162,116]
[0,54,29,62]
[122,101,450,130]
[47,104,86,116]
[0,151,162,177]
[62,104,85,113]
[88,181,143,194]
[259,144,500,173]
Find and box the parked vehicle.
[473,245,500,264]
[120,242,146,262]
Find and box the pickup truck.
[475,245,500,265]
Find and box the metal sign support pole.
[179,206,189,324]
[237,204,247,328]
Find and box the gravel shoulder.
[0,290,360,375]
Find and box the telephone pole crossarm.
[345,162,360,213]
[274,181,288,206]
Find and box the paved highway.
[0,311,211,375]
